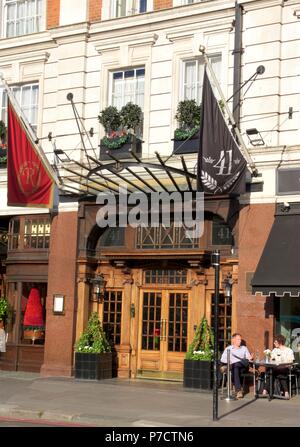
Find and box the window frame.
[109,0,152,19]
[109,67,145,111]
[3,0,45,38]
[0,81,39,133]
[180,53,222,104]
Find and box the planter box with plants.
[183,317,214,390]
[98,103,143,161]
[173,100,201,155]
[74,312,112,380]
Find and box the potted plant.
[74,312,112,380]
[183,316,214,390]
[0,120,7,166]
[98,102,142,160]
[173,99,201,155]
[23,287,45,342]
[0,297,14,332]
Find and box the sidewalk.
[0,371,299,427]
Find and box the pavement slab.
[0,371,299,427]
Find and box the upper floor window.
[111,68,145,111]
[136,223,200,250]
[1,83,39,133]
[111,0,147,18]
[5,0,44,38]
[8,216,50,251]
[182,54,222,104]
[182,0,195,4]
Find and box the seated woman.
[262,334,295,399]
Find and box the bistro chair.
[221,367,259,396]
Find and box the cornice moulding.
[93,32,159,54]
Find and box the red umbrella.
[23,287,44,328]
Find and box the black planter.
[99,136,142,161]
[74,352,112,380]
[172,130,200,155]
[183,359,213,390]
[0,147,7,167]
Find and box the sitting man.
[220,333,253,399]
[262,334,295,399]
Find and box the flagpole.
[199,46,258,177]
[0,74,60,186]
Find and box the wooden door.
[137,289,189,380]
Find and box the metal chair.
[288,365,299,397]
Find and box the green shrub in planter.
[98,106,122,135]
[184,317,214,390]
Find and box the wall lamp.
[90,274,107,303]
[223,274,234,298]
[281,202,290,213]
[246,128,265,147]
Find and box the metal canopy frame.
[56,149,198,199]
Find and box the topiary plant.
[186,316,214,361]
[175,99,201,131]
[120,102,142,134]
[98,106,122,135]
[0,120,6,145]
[75,312,111,354]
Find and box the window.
[8,216,50,251]
[111,68,145,111]
[212,216,233,246]
[98,227,125,247]
[144,269,187,285]
[21,282,47,345]
[182,54,222,103]
[136,224,200,249]
[8,218,20,249]
[112,0,147,18]
[211,293,232,353]
[103,291,122,345]
[1,83,39,133]
[5,0,44,38]
[24,218,51,249]
[182,0,195,4]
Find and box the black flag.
[197,68,247,194]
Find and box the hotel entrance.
[137,288,189,380]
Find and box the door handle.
[159,320,164,341]
[163,319,167,341]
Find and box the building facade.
[0,0,299,377]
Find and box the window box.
[0,147,7,166]
[74,352,113,380]
[99,134,142,161]
[183,359,213,390]
[172,129,200,155]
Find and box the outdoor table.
[252,361,298,400]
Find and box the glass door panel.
[141,291,162,351]
[168,293,188,352]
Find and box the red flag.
[7,99,55,208]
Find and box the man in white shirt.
[220,333,253,398]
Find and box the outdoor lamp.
[91,274,107,303]
[223,275,233,298]
[246,128,265,147]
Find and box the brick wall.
[89,0,102,22]
[47,0,60,28]
[154,0,173,10]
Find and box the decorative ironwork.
[136,224,200,250]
